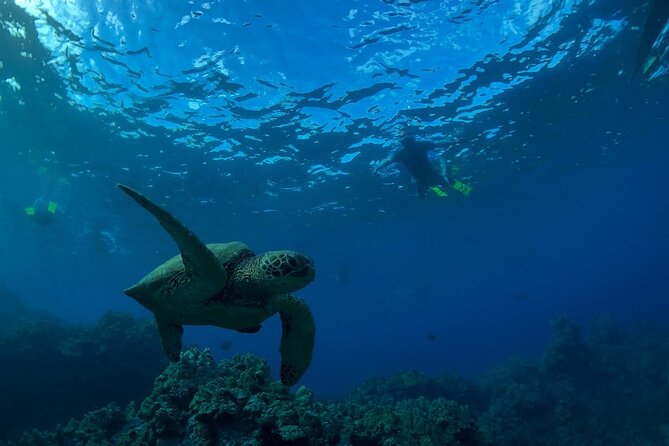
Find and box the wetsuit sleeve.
[375,153,398,171]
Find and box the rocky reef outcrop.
[3,315,669,446]
[5,348,484,446]
[478,316,669,445]
[0,308,166,439]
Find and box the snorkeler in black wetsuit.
[375,135,470,199]
[632,0,669,78]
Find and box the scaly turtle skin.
[118,184,316,386]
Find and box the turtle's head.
[257,250,315,293]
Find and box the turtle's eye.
[291,265,309,278]
[288,256,314,279]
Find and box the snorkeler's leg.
[374,154,397,173]
[437,154,454,187]
[633,0,669,78]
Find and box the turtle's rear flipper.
[156,317,183,362]
[275,295,315,386]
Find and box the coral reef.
[5,349,483,446]
[339,397,479,446]
[3,315,669,446]
[0,311,166,439]
[347,369,486,410]
[478,316,669,445]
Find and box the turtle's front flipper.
[156,317,183,362]
[274,294,315,386]
[117,184,227,288]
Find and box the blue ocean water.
[0,0,668,440]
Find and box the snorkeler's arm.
[374,153,398,172]
[431,136,457,147]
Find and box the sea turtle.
[117,184,316,386]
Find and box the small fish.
[427,333,437,341]
[220,340,233,351]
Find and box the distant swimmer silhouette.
[375,135,472,199]
[25,171,70,226]
[632,0,669,79]
[25,197,58,225]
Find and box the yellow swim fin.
[453,180,473,197]
[430,186,448,197]
[25,207,35,216]
[47,201,58,214]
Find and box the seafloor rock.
[541,317,590,376]
[10,349,335,446]
[478,316,669,446]
[347,369,487,412]
[9,348,483,446]
[339,397,480,446]
[0,311,166,439]
[6,316,669,446]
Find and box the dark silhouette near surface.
[633,0,669,78]
[376,135,472,199]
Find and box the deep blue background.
[2,119,666,396]
[0,0,668,397]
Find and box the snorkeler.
[24,168,71,226]
[632,0,669,78]
[375,135,472,199]
[24,198,58,225]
